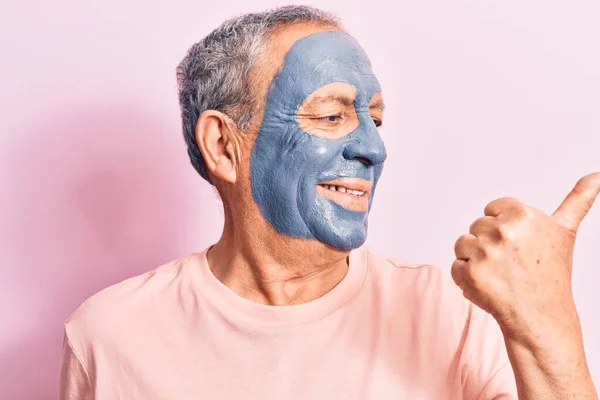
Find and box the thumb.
[552,172,600,232]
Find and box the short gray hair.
[176,5,341,183]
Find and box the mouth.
[316,178,372,212]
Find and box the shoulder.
[64,255,192,348]
[366,248,464,306]
[364,249,514,396]
[364,248,474,333]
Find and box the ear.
[195,110,239,184]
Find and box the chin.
[322,233,367,251]
[328,236,367,251]
[311,221,368,250]
[305,195,370,250]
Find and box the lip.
[317,178,373,192]
[315,178,372,212]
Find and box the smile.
[318,184,365,197]
[316,178,372,212]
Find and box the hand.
[451,172,600,343]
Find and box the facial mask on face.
[250,31,387,250]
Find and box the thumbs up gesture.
[452,172,600,342]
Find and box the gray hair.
[176,5,341,183]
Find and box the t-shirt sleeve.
[477,361,518,399]
[460,302,518,400]
[59,329,93,400]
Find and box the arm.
[500,291,597,400]
[503,329,596,400]
[451,172,600,399]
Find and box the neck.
[206,206,350,306]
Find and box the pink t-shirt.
[60,246,517,399]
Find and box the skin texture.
[453,172,600,399]
[196,23,371,307]
[250,31,386,250]
[195,21,599,399]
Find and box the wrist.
[494,296,582,350]
[501,327,596,400]
[499,317,585,363]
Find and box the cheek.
[278,134,348,180]
[252,121,349,190]
[309,141,343,165]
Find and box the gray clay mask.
[250,31,387,250]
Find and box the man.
[60,5,599,399]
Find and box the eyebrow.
[307,94,385,110]
[310,95,355,107]
[369,98,385,111]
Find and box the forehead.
[267,31,381,109]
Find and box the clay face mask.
[250,31,387,250]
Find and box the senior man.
[60,5,599,399]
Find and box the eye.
[320,115,343,124]
[373,118,382,127]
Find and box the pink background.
[1,0,599,398]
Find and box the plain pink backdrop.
[1,0,599,398]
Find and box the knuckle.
[477,243,491,259]
[468,217,486,234]
[454,234,471,253]
[495,196,522,208]
[571,184,586,197]
[521,207,540,225]
[454,234,468,247]
[507,200,527,216]
[485,197,525,216]
[496,222,519,243]
[513,204,531,219]
[484,198,501,212]
[489,224,503,242]
[469,217,500,241]
[505,205,538,232]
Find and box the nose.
[342,122,387,166]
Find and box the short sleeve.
[460,303,518,400]
[477,361,518,399]
[59,329,93,400]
